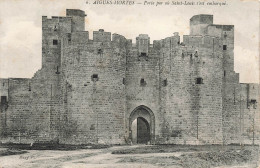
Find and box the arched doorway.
[129,105,155,144]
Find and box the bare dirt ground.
[0,145,259,168]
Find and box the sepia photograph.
[0,0,259,167]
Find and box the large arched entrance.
[129,105,155,144]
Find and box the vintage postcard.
[0,0,259,167]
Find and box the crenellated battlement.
[66,9,86,17]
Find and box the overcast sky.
[0,0,259,83]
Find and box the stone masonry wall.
[157,34,223,144]
[0,10,259,145]
[59,30,127,144]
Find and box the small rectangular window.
[68,34,71,42]
[53,40,58,45]
[90,124,95,130]
[55,66,60,74]
[91,74,99,81]
[140,53,147,57]
[140,78,146,86]
[223,45,227,50]
[98,49,103,54]
[54,25,57,31]
[251,99,256,104]
[1,96,7,105]
[28,82,31,91]
[171,130,182,138]
[196,77,203,84]
[163,79,167,86]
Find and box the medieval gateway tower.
[0,9,259,145]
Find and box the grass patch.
[0,142,110,151]
[114,145,259,168]
[118,155,182,167]
[111,144,237,154]
[180,148,257,168]
[0,149,27,157]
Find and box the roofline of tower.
[190,14,213,20]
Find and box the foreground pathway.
[0,145,257,168]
